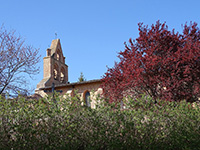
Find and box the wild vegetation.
[0,94,200,149]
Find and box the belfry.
[37,39,68,88]
[36,39,102,108]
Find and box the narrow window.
[56,49,61,61]
[60,67,65,83]
[56,53,60,60]
[84,91,91,107]
[54,64,59,80]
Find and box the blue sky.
[0,0,200,93]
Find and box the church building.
[35,39,102,108]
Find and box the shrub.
[0,94,200,149]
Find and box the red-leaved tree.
[101,21,200,103]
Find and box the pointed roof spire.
[50,39,61,56]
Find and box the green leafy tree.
[78,72,86,82]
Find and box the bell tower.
[36,39,68,89]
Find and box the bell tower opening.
[54,63,59,80]
[36,39,69,89]
[60,67,65,83]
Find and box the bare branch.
[0,25,40,95]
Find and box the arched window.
[84,91,91,107]
[54,63,59,80]
[56,50,61,61]
[60,67,65,83]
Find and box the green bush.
[0,94,200,149]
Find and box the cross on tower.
[55,32,57,39]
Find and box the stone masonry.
[35,39,102,108]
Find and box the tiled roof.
[39,79,102,90]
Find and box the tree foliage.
[0,25,40,95]
[78,72,86,82]
[102,21,200,102]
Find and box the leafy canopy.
[102,21,200,102]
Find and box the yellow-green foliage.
[0,94,200,149]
